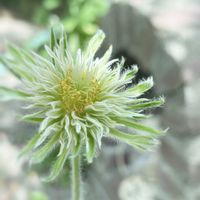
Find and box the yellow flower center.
[60,70,101,115]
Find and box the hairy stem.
[71,155,81,200]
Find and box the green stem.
[71,155,81,200]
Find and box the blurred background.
[0,0,200,199]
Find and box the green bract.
[0,29,164,181]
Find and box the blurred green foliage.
[1,0,109,49]
[30,191,48,200]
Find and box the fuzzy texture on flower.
[0,29,164,181]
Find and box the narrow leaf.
[35,123,58,148]
[50,28,56,50]
[1,56,33,80]
[0,86,30,101]
[6,43,23,59]
[128,77,154,97]
[43,147,68,182]
[31,131,60,164]
[63,31,67,50]
[109,128,154,150]
[18,132,41,158]
[50,28,56,65]
[125,65,138,80]
[0,56,21,79]
[86,134,95,163]
[21,110,44,123]
[115,118,162,135]
[129,97,165,110]
[85,30,105,59]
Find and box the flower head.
[0,29,164,181]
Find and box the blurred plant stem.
[72,155,81,200]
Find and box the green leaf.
[128,77,154,97]
[0,44,34,80]
[0,86,30,101]
[115,118,162,135]
[6,43,23,59]
[43,146,68,182]
[129,97,165,110]
[31,131,60,164]
[50,28,56,50]
[43,0,60,10]
[125,65,138,80]
[22,117,43,123]
[0,56,21,79]
[30,191,48,200]
[63,31,67,51]
[0,56,33,80]
[50,28,56,65]
[18,132,41,158]
[85,29,105,58]
[20,110,44,123]
[109,128,155,150]
[86,134,95,163]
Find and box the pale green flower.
[0,29,164,181]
